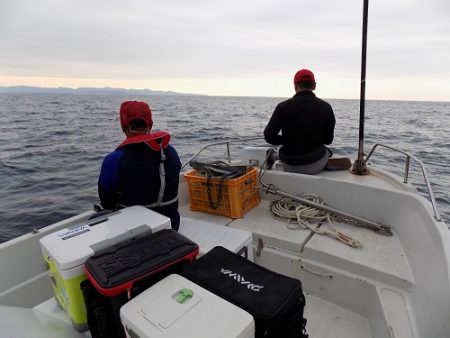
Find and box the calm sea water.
[0,93,449,243]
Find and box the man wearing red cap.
[98,101,181,230]
[264,69,340,174]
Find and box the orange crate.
[184,167,260,218]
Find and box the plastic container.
[39,206,171,331]
[83,230,199,338]
[120,274,255,338]
[184,167,260,218]
[179,218,254,261]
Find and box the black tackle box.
[82,229,199,338]
[184,246,308,338]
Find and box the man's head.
[293,69,316,92]
[119,101,153,136]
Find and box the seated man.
[98,101,181,230]
[264,68,349,174]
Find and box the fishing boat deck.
[28,290,373,338]
[20,194,406,338]
[2,164,445,338]
[178,193,414,338]
[179,195,414,287]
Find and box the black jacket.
[264,91,335,164]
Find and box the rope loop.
[270,194,362,248]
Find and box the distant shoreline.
[1,86,449,103]
[0,85,202,96]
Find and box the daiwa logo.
[220,268,264,292]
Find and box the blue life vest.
[98,131,181,229]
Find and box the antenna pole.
[352,0,369,175]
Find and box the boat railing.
[365,143,442,222]
[181,136,264,169]
[181,138,443,223]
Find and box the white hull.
[1,147,449,338]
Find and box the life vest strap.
[157,144,166,204]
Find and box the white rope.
[270,195,362,248]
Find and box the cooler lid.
[179,218,252,255]
[39,206,171,270]
[121,274,255,337]
[141,285,202,329]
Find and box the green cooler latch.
[175,288,193,304]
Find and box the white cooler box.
[39,206,171,331]
[120,274,254,338]
[179,218,254,261]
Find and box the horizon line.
[0,85,449,103]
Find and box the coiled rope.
[270,194,362,248]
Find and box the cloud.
[0,0,449,100]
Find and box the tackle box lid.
[178,218,252,256]
[184,246,304,320]
[84,230,199,296]
[40,206,171,270]
[120,274,255,338]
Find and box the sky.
[0,0,449,101]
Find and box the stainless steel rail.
[181,136,264,169]
[182,138,443,222]
[365,143,443,222]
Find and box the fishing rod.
[352,0,369,175]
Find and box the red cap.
[294,69,315,83]
[119,101,153,129]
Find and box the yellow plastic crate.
[184,167,260,218]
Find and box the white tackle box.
[120,274,254,338]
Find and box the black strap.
[205,169,226,209]
[189,160,248,210]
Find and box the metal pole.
[352,0,369,175]
[260,186,392,236]
[404,156,410,183]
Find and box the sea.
[0,93,449,243]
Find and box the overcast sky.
[0,0,449,101]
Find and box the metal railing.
[365,143,442,222]
[181,137,443,222]
[181,136,264,169]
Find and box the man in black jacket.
[264,69,346,174]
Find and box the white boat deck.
[29,293,373,338]
[178,203,406,337]
[235,200,412,284]
[176,168,420,338]
[305,295,372,338]
[1,163,448,337]
[20,200,387,338]
[180,198,414,289]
